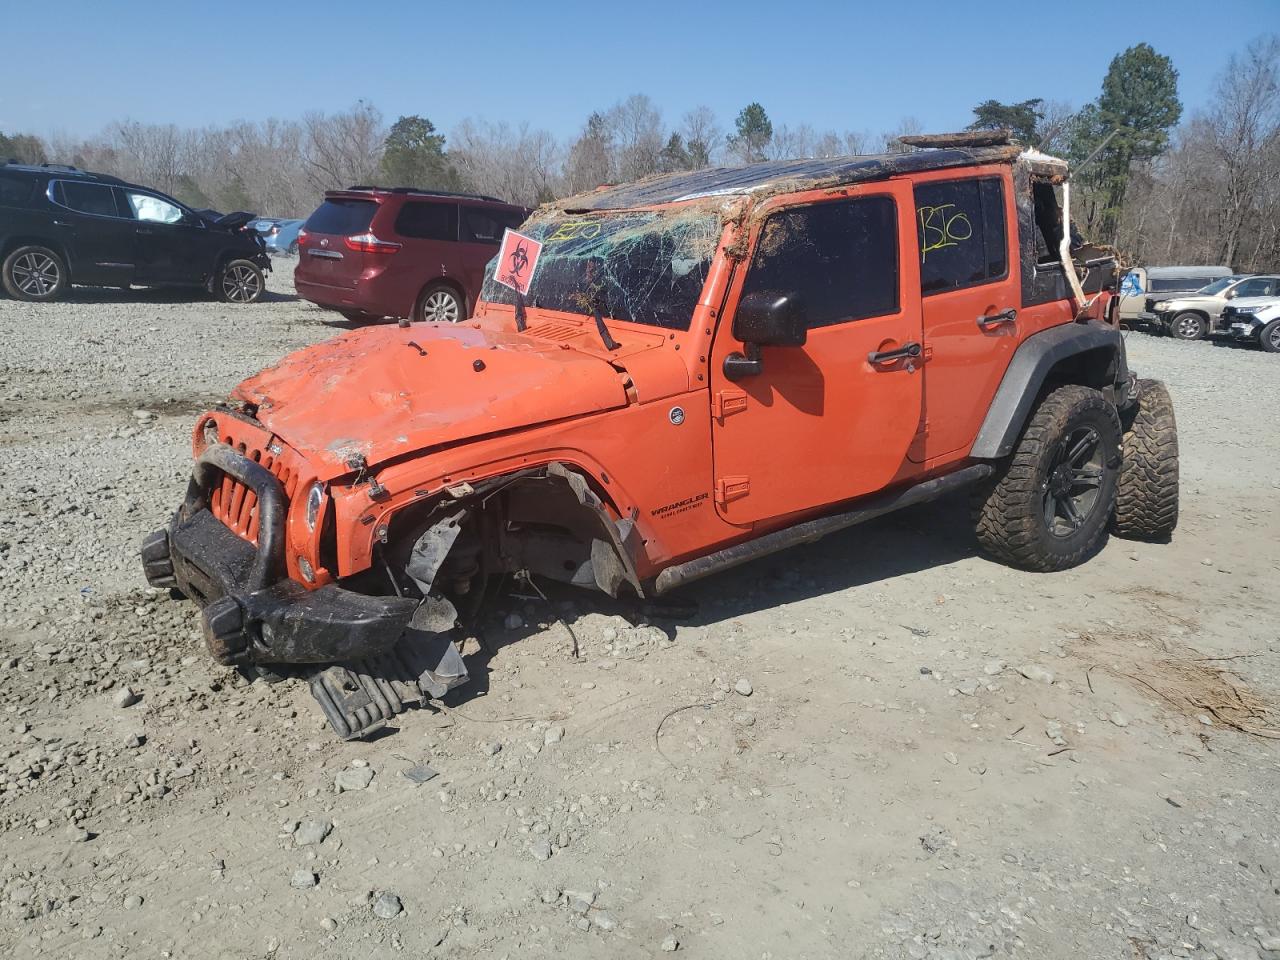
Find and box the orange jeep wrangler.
[142,133,1179,738]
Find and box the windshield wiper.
[514,290,528,333]
[592,302,621,352]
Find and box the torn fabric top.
[558,146,1023,211]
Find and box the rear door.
[909,171,1020,463]
[49,180,137,286]
[297,197,380,290]
[708,181,923,525]
[391,200,459,311]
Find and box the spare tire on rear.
[1112,379,1179,541]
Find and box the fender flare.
[970,321,1129,459]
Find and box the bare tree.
[766,123,818,160]
[608,94,664,181]
[680,106,722,168]
[1036,99,1075,156]
[565,111,613,194]
[452,119,563,207]
[880,117,924,154]
[1204,35,1280,266]
[301,101,385,193]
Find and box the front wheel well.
[365,464,643,611]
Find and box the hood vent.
[529,321,582,343]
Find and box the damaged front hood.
[234,323,630,479]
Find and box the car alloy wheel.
[421,290,461,323]
[221,263,262,303]
[11,251,60,297]
[1266,322,1280,352]
[1042,425,1106,537]
[1171,313,1205,340]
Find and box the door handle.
[867,342,922,365]
[977,308,1017,328]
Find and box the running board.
[652,464,994,595]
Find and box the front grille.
[208,426,301,545]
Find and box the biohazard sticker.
[494,229,542,296]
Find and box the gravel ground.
[1,270,1278,960]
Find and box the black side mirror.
[733,290,807,347]
[724,291,807,381]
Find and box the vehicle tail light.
[297,229,309,247]
[345,233,401,254]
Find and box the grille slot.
[208,431,300,546]
[530,321,582,342]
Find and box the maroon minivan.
[294,187,528,323]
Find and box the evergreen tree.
[729,103,772,163]
[1072,44,1182,242]
[379,115,462,191]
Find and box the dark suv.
[0,161,270,303]
[294,186,528,323]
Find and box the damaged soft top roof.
[562,145,1024,211]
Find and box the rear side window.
[915,177,1007,295]
[394,201,457,241]
[58,180,120,218]
[463,206,526,243]
[304,199,377,235]
[0,172,34,207]
[1149,277,1203,292]
[742,195,899,329]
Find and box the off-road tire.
[1168,311,1207,341]
[414,282,465,323]
[2,245,69,302]
[1259,319,1280,354]
[216,259,264,304]
[1113,379,1179,541]
[973,385,1121,572]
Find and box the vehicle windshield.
[1196,277,1238,295]
[479,209,723,330]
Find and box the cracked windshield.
[480,211,723,330]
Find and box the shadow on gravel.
[459,493,981,674]
[305,495,983,735]
[47,287,298,305]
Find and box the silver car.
[1151,274,1280,340]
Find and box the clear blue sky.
[2,0,1274,142]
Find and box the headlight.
[304,481,325,531]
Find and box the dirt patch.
[1069,629,1279,738]
[79,395,218,419]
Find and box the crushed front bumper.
[142,444,417,667]
[141,443,468,738]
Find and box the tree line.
[2,34,1275,271]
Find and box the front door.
[122,189,211,285]
[709,181,923,526]
[908,171,1021,463]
